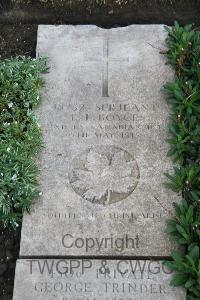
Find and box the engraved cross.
[86,37,129,97]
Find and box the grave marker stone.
[18,25,180,257]
[13,24,186,300]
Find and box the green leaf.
[189,246,199,261]
[185,279,196,289]
[171,251,184,264]
[165,224,177,234]
[176,224,189,240]
[171,273,188,286]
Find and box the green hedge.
[163,22,200,299]
[0,57,47,228]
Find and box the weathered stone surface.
[20,25,180,256]
[13,259,186,300]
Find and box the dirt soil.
[0,0,200,26]
[0,24,38,300]
[0,24,38,59]
[0,225,21,300]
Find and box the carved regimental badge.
[69,146,139,205]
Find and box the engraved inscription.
[69,146,139,205]
[86,37,129,97]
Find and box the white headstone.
[13,24,186,300]
[20,25,179,257]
